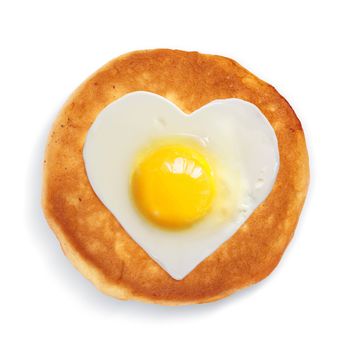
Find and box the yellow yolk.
[131,144,215,229]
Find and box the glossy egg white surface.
[83,91,279,280]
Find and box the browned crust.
[42,49,309,305]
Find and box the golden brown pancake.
[42,49,309,305]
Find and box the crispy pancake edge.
[42,49,309,305]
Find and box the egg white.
[83,91,279,280]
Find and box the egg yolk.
[131,144,215,229]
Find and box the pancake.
[42,49,309,305]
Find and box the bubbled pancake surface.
[42,49,309,305]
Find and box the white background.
[1,0,349,349]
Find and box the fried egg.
[83,91,279,279]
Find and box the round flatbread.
[42,49,309,305]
